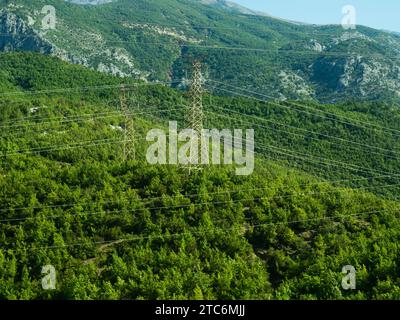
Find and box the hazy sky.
[233,0,400,32]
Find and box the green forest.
[1,52,400,300]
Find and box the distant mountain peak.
[198,0,270,16]
[198,0,306,25]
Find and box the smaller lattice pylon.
[119,84,136,161]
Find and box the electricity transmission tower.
[119,84,136,161]
[185,60,206,173]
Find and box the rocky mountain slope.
[0,0,399,103]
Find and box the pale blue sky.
[233,0,400,32]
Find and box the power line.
[1,111,395,179]
[2,171,399,215]
[2,108,394,180]
[3,85,398,175]
[209,79,400,138]
[200,111,398,176]
[0,81,182,98]
[2,105,399,218]
[203,106,400,162]
[0,107,183,136]
[205,82,400,175]
[233,131,394,176]
[9,85,395,176]
[0,111,121,130]
[4,75,395,143]
[1,181,400,225]
[2,134,400,223]
[0,108,186,156]
[3,100,400,219]
[5,208,395,252]
[0,118,177,156]
[207,84,400,168]
[3,30,399,61]
[254,142,390,175]
[174,43,400,60]
[120,84,136,161]
[0,138,127,157]
[186,99,398,174]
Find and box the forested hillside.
[1,52,400,299]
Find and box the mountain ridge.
[1,0,399,103]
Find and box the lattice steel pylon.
[119,84,136,161]
[185,61,206,173]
